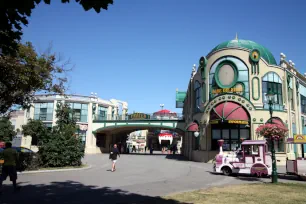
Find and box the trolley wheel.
[221,166,232,176]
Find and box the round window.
[215,61,238,88]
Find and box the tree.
[0,117,16,142]
[0,42,69,114]
[39,102,84,167]
[22,119,50,145]
[0,0,114,56]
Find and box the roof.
[208,39,277,65]
[242,140,267,145]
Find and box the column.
[85,102,93,151]
[52,100,57,127]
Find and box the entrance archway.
[209,101,251,151]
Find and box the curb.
[17,164,92,174]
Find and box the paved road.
[0,154,303,204]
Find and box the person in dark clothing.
[0,142,21,194]
[109,144,120,172]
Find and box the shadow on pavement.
[165,155,189,161]
[207,171,304,182]
[0,181,187,204]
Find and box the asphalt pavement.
[0,154,303,204]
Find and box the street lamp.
[266,89,278,183]
[160,104,164,110]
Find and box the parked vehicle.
[0,146,33,153]
[286,137,306,178]
[213,139,272,177]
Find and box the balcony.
[93,113,183,121]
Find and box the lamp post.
[266,89,278,183]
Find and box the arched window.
[194,81,201,113]
[262,72,283,111]
[209,56,249,100]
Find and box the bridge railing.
[93,113,184,121]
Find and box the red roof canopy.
[210,101,249,121]
[186,122,199,132]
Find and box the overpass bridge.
[87,112,187,154]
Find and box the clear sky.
[22,0,306,114]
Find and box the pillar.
[85,102,94,152]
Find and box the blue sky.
[22,0,306,114]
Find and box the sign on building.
[128,113,151,120]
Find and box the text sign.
[293,135,306,144]
[210,120,248,125]
[129,113,151,120]
[212,87,243,94]
[228,120,249,125]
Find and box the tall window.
[69,103,88,122]
[34,102,54,121]
[262,72,283,111]
[211,124,250,151]
[194,81,201,113]
[300,84,306,114]
[98,106,107,120]
[301,95,306,114]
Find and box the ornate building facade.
[179,37,306,165]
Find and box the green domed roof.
[209,39,277,65]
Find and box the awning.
[210,101,249,124]
[267,118,285,127]
[185,122,199,132]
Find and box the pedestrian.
[109,144,120,172]
[0,142,21,194]
[150,145,154,155]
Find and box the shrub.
[38,102,84,168]
[17,152,41,171]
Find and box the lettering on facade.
[212,87,243,94]
[129,113,150,120]
[228,120,249,125]
[210,120,248,125]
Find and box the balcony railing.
[93,113,184,121]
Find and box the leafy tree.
[39,102,84,167]
[0,117,16,142]
[0,42,69,114]
[0,0,113,56]
[22,119,50,145]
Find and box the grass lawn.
[164,183,306,204]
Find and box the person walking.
[109,144,120,172]
[0,142,21,194]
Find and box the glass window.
[240,129,249,139]
[82,104,88,110]
[231,129,239,139]
[301,95,306,114]
[194,81,201,113]
[222,129,230,139]
[262,72,283,111]
[289,88,294,110]
[211,124,250,151]
[238,71,248,82]
[73,103,82,109]
[212,129,221,139]
[34,102,54,121]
